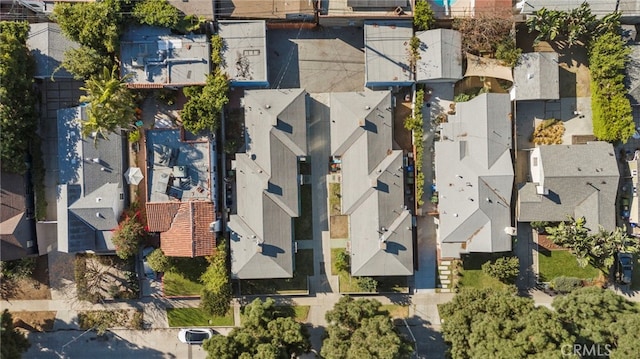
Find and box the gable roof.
[416,29,462,83]
[229,88,308,279]
[364,21,414,87]
[147,201,216,257]
[0,173,34,261]
[514,52,560,101]
[330,90,413,276]
[517,142,619,231]
[27,23,79,79]
[435,93,514,258]
[56,106,126,253]
[218,20,268,87]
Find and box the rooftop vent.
[96,197,102,203]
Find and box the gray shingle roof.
[364,21,414,88]
[218,20,268,87]
[27,23,79,79]
[435,93,514,258]
[330,90,413,276]
[517,142,619,231]
[56,106,126,253]
[416,29,462,83]
[229,88,308,279]
[514,52,560,101]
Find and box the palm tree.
[79,66,136,141]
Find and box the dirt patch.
[75,254,139,303]
[330,215,349,239]
[1,256,51,300]
[12,311,56,332]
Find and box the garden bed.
[75,254,139,303]
[78,309,144,333]
[1,256,51,300]
[167,308,234,327]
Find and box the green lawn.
[294,185,313,240]
[457,253,510,290]
[241,249,313,295]
[163,257,208,296]
[167,308,234,327]
[273,305,310,322]
[538,250,600,282]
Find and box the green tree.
[440,288,574,359]
[80,67,136,140]
[61,46,112,80]
[610,314,640,358]
[203,298,310,359]
[0,21,37,174]
[181,70,229,134]
[321,296,412,359]
[546,217,592,268]
[211,34,225,66]
[146,249,170,272]
[200,242,231,316]
[334,250,350,273]
[481,256,519,284]
[494,36,522,68]
[112,215,146,259]
[52,0,122,54]
[413,0,435,31]
[553,287,640,347]
[1,309,30,358]
[132,0,180,28]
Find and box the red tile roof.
[148,201,216,257]
[146,202,182,232]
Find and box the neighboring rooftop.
[416,29,462,83]
[56,105,127,253]
[435,93,514,259]
[27,22,79,79]
[229,88,308,279]
[216,0,315,19]
[330,90,414,276]
[514,52,560,101]
[120,26,210,88]
[519,0,640,18]
[146,201,217,257]
[0,173,34,261]
[145,129,216,203]
[218,20,268,87]
[323,0,412,16]
[517,142,619,231]
[364,20,413,88]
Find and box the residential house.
[144,129,218,257]
[364,20,414,88]
[1,173,36,261]
[218,20,268,88]
[228,88,308,279]
[435,93,514,259]
[513,52,560,101]
[329,90,414,276]
[120,26,210,89]
[319,0,412,25]
[517,141,619,231]
[56,105,127,253]
[416,29,463,83]
[216,0,315,20]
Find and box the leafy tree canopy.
[52,0,122,54]
[80,67,136,139]
[1,309,30,358]
[181,70,229,134]
[321,296,413,359]
[203,298,310,359]
[146,249,170,273]
[440,288,574,359]
[0,21,37,174]
[112,214,146,259]
[61,46,113,80]
[413,0,435,31]
[200,242,231,317]
[132,0,181,28]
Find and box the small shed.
[416,29,462,83]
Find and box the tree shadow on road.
[400,315,447,359]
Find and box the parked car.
[141,246,156,279]
[618,253,634,285]
[178,328,215,345]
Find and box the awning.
[464,53,513,82]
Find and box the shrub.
[335,250,350,273]
[494,36,522,68]
[1,258,36,280]
[128,129,141,143]
[357,277,379,292]
[413,0,435,31]
[454,93,472,103]
[482,257,520,284]
[531,119,565,145]
[112,214,146,260]
[550,276,583,293]
[531,221,550,233]
[146,249,171,273]
[211,34,224,66]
